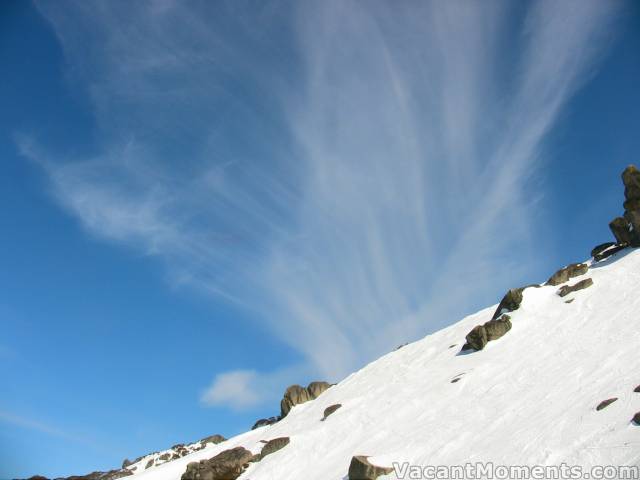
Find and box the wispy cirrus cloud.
[24,0,621,394]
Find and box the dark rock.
[557,278,594,297]
[259,437,290,459]
[591,242,616,259]
[251,416,279,430]
[201,434,226,445]
[451,378,461,383]
[465,314,512,352]
[565,299,574,304]
[491,288,524,320]
[322,404,342,421]
[609,217,633,245]
[145,460,154,469]
[280,381,331,417]
[181,447,253,480]
[596,398,618,411]
[348,456,393,480]
[633,412,640,425]
[622,165,640,210]
[484,314,512,341]
[158,453,170,461]
[465,325,488,351]
[121,458,133,469]
[545,263,588,286]
[593,243,628,262]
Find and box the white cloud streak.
[26,1,621,393]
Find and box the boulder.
[121,459,133,469]
[557,278,593,298]
[635,385,640,393]
[491,288,524,320]
[144,460,154,470]
[484,315,512,341]
[622,165,640,211]
[596,398,618,411]
[181,447,253,480]
[259,437,290,459]
[633,412,640,425]
[545,263,588,286]
[609,217,633,245]
[251,416,279,430]
[592,242,627,262]
[280,381,332,417]
[322,404,342,421]
[465,325,488,351]
[201,434,226,445]
[307,381,332,398]
[280,385,313,417]
[348,456,393,480]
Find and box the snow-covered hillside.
[124,246,640,479]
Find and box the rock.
[201,434,226,445]
[158,453,170,461]
[121,459,133,469]
[491,288,524,320]
[451,378,461,383]
[322,404,342,421]
[609,217,633,245]
[181,447,253,480]
[259,437,290,459]
[633,412,640,425]
[545,263,588,286]
[635,385,640,393]
[622,165,640,210]
[596,398,618,411]
[593,242,627,262]
[591,242,616,259]
[465,325,488,351]
[465,314,512,352]
[557,278,593,297]
[348,456,393,480]
[280,381,332,417]
[307,381,331,398]
[251,416,279,430]
[565,299,574,304]
[280,385,313,417]
[144,460,154,470]
[484,314,512,341]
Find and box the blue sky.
[1,0,639,477]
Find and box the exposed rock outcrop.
[259,437,290,460]
[322,404,342,421]
[251,416,279,430]
[492,288,524,320]
[181,447,253,480]
[201,434,226,445]
[64,470,132,480]
[557,278,593,297]
[596,398,618,411]
[465,315,512,351]
[545,263,588,286]
[608,165,640,246]
[280,381,331,417]
[592,242,627,262]
[348,456,393,480]
[633,412,640,425]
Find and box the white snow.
[129,248,640,479]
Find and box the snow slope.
[129,248,640,479]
